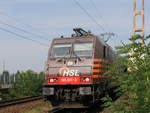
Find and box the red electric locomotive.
[43,28,117,107]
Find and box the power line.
[0,11,52,40]
[88,0,111,32]
[0,20,50,41]
[73,0,105,32]
[0,27,49,47]
[87,0,116,43]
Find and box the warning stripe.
[92,75,111,78]
[93,64,112,69]
[92,58,112,78]
[92,75,100,78]
[93,64,104,67]
[93,58,112,65]
[93,69,105,73]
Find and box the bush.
[103,35,150,113]
[1,70,44,100]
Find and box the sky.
[0,0,149,73]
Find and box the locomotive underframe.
[43,80,110,107]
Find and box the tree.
[1,70,44,100]
[2,71,10,84]
[13,70,44,97]
[104,35,150,113]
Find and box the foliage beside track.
[0,70,44,100]
[103,35,150,113]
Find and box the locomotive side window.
[73,42,93,57]
[107,48,109,58]
[103,46,106,58]
[51,43,71,58]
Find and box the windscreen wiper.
[57,49,71,62]
[72,51,82,61]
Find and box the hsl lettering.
[59,67,79,77]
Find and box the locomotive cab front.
[43,28,114,107]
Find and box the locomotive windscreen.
[73,42,93,57]
[51,42,93,58]
[51,43,71,58]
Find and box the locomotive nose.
[45,57,93,77]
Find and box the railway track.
[0,96,42,108]
[49,107,65,113]
[49,108,92,113]
[48,100,106,113]
[48,89,119,113]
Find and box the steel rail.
[49,107,65,113]
[0,96,42,108]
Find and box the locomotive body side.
[42,32,116,107]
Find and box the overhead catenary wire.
[0,11,52,40]
[73,0,106,32]
[0,27,49,47]
[0,20,50,41]
[88,0,111,32]
[87,0,117,43]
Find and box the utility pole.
[3,60,5,72]
[128,0,145,72]
[133,0,145,44]
[2,60,6,85]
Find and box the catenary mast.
[133,0,145,44]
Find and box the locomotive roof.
[52,35,108,46]
[52,36,96,43]
[51,35,116,54]
[53,35,95,40]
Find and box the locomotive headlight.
[50,79,54,82]
[67,61,73,66]
[85,77,90,82]
[81,77,91,82]
[49,78,57,83]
